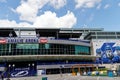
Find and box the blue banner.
[3,67,37,78]
[96,42,120,63]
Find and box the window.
[16,44,39,49]
[75,45,90,55]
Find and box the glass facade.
[0,43,90,56]
[75,45,89,55]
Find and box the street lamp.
[28,64,31,76]
[8,64,11,71]
[8,64,11,67]
[8,64,11,72]
[32,63,35,76]
[12,64,15,67]
[28,64,30,67]
[8,64,11,79]
[32,63,34,66]
[12,64,15,71]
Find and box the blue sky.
[0,0,120,31]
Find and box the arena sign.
[6,38,48,43]
[39,38,48,43]
[7,38,38,43]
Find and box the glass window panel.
[16,44,39,49]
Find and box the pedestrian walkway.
[4,74,120,80]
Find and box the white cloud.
[0,20,18,27]
[0,11,76,28]
[16,0,67,22]
[50,0,67,9]
[16,0,46,22]
[0,19,32,28]
[104,4,110,9]
[75,0,101,9]
[33,11,77,28]
[0,0,75,29]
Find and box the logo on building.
[11,70,29,77]
[0,39,6,44]
[39,38,48,43]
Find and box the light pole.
[8,64,11,72]
[8,64,11,79]
[12,64,15,71]
[60,65,64,77]
[32,63,34,76]
[28,64,31,76]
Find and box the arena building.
[0,27,120,77]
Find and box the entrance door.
[72,64,94,75]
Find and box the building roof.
[0,28,104,39]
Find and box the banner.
[4,67,37,77]
[0,37,48,43]
[92,40,120,63]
